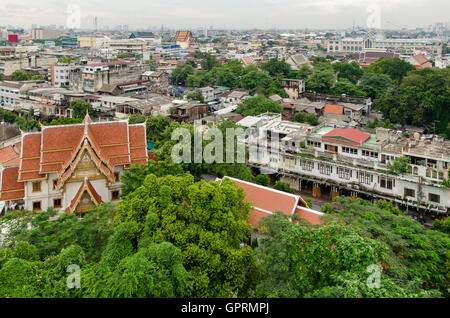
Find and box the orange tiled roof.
[220,177,324,227]
[172,31,196,43]
[222,177,307,227]
[0,146,19,166]
[324,104,344,115]
[0,166,25,201]
[294,206,323,225]
[1,117,148,202]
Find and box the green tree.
[171,64,194,86]
[273,181,295,194]
[333,79,366,97]
[10,70,44,81]
[254,213,392,297]
[12,205,115,262]
[128,113,146,124]
[366,57,415,83]
[186,70,212,87]
[374,68,450,137]
[431,217,450,235]
[71,100,94,119]
[332,61,363,84]
[200,53,220,71]
[293,112,319,126]
[359,72,393,100]
[42,117,83,126]
[186,90,205,103]
[305,69,336,94]
[146,115,171,142]
[326,196,450,296]
[260,58,291,78]
[120,160,185,197]
[297,65,313,80]
[114,175,260,297]
[235,96,282,116]
[255,174,270,187]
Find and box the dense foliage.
[374,68,450,137]
[321,196,449,296]
[9,70,45,81]
[235,95,282,116]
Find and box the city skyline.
[1,0,449,30]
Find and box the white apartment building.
[328,35,442,55]
[0,82,22,110]
[51,64,74,88]
[240,114,449,215]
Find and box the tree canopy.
[235,96,282,116]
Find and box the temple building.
[172,31,197,49]
[0,115,148,215]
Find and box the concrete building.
[78,36,109,49]
[0,55,58,76]
[108,38,148,56]
[328,35,442,55]
[240,114,449,215]
[31,28,61,40]
[68,61,150,93]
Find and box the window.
[404,188,415,198]
[112,191,120,201]
[338,167,352,180]
[33,201,42,211]
[362,150,378,158]
[53,198,62,209]
[319,163,332,176]
[114,172,120,182]
[429,193,440,203]
[53,180,58,190]
[307,140,321,148]
[358,172,373,185]
[300,159,314,171]
[32,181,41,192]
[380,177,394,190]
[342,147,358,155]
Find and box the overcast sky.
[1,0,449,30]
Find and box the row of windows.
[33,175,121,194]
[319,163,332,176]
[342,147,358,155]
[32,191,120,211]
[0,89,19,94]
[379,176,394,190]
[337,167,352,180]
[362,150,379,158]
[404,189,441,203]
[307,140,321,148]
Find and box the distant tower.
[94,16,98,31]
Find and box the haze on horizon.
[1,0,449,30]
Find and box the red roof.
[324,104,344,115]
[221,177,317,227]
[1,117,148,202]
[0,146,19,166]
[294,207,323,225]
[323,128,371,145]
[0,166,24,201]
